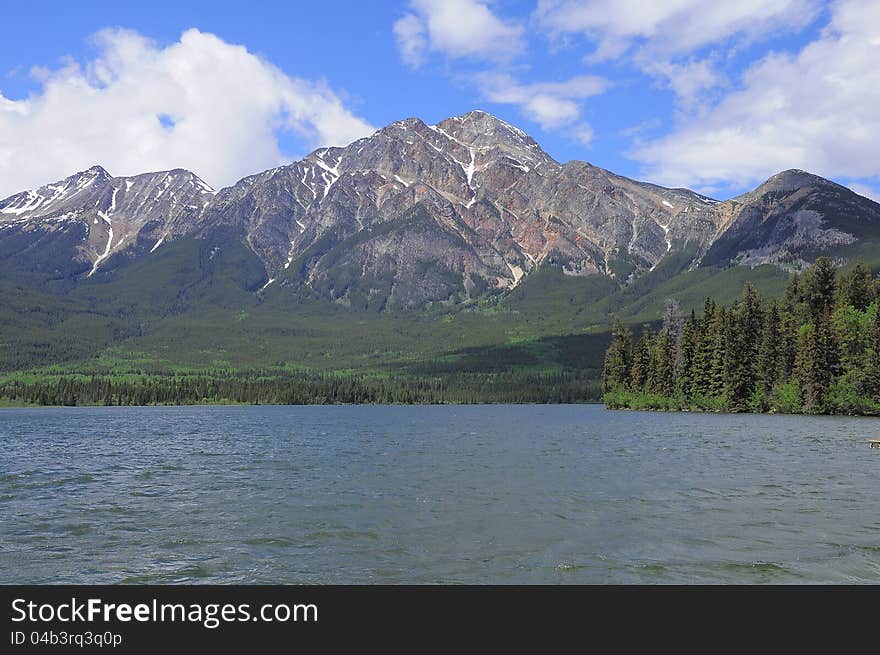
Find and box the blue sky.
[1,0,878,201]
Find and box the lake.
[1,404,878,584]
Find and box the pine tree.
[798,308,838,413]
[778,310,798,382]
[862,306,880,400]
[832,302,867,374]
[630,326,654,392]
[690,298,716,397]
[757,300,782,392]
[784,272,802,308]
[720,286,760,411]
[603,318,633,392]
[838,262,873,311]
[708,306,728,399]
[731,284,763,406]
[649,329,676,396]
[803,256,837,318]
[676,310,699,398]
[740,283,764,345]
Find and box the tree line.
[0,369,602,406]
[603,258,880,414]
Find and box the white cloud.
[0,28,374,197]
[393,14,428,68]
[535,0,820,60]
[640,57,725,108]
[393,0,525,68]
[631,0,880,192]
[535,0,820,107]
[571,123,595,146]
[476,73,607,129]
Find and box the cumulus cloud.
[393,0,525,68]
[0,28,374,197]
[630,0,880,192]
[535,0,820,60]
[476,73,607,129]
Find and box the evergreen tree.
[798,308,838,413]
[784,272,802,308]
[778,310,798,382]
[690,298,716,397]
[862,306,880,400]
[603,318,633,392]
[676,310,699,398]
[718,286,758,411]
[803,256,837,318]
[649,329,676,396]
[757,300,782,392]
[708,306,728,399]
[740,283,764,345]
[838,262,873,311]
[630,326,654,392]
[724,302,757,412]
[832,303,867,375]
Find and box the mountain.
[0,166,214,280]
[3,110,879,311]
[700,169,880,268]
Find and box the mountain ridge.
[3,110,880,309]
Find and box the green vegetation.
[0,228,807,406]
[603,258,880,415]
[0,370,602,406]
[0,259,617,405]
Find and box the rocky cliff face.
[3,111,879,306]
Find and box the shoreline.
[0,400,607,409]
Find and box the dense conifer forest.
[0,370,602,406]
[603,258,880,414]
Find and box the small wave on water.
[58,523,94,537]
[243,537,298,547]
[555,563,591,572]
[120,564,214,584]
[719,561,798,579]
[57,473,98,486]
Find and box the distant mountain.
[3,110,880,309]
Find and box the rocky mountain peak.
[433,110,552,165]
[437,110,533,143]
[749,169,840,197]
[80,164,111,179]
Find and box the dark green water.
[1,405,878,583]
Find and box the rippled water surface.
[1,405,879,583]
